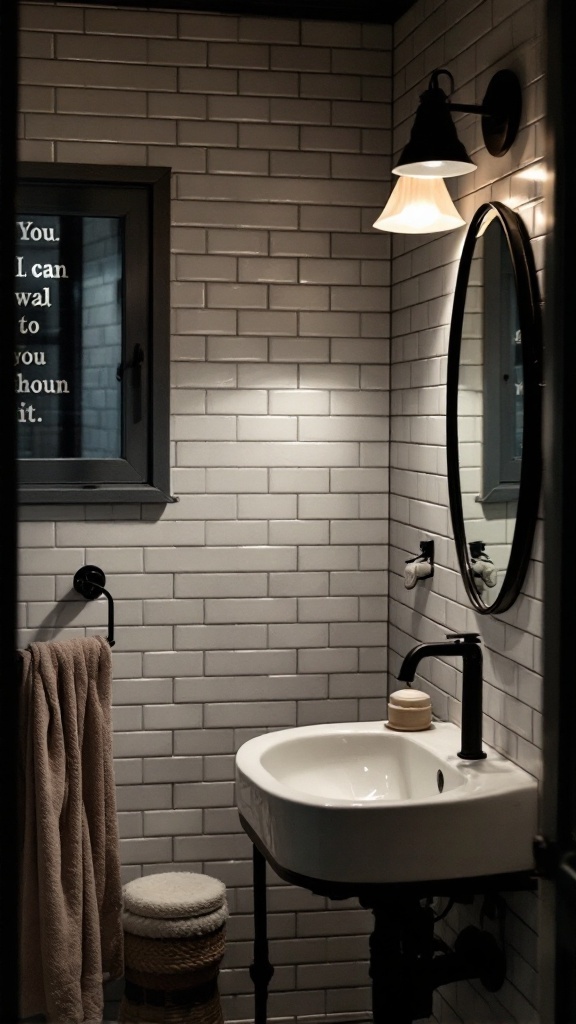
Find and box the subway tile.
[56,33,148,63]
[113,759,143,785]
[20,30,53,58]
[300,72,361,102]
[85,7,178,37]
[143,756,203,783]
[237,364,298,387]
[204,597,297,624]
[269,468,330,492]
[330,468,386,491]
[271,151,331,178]
[329,621,385,646]
[149,93,207,120]
[142,599,203,625]
[118,812,143,839]
[237,416,297,440]
[208,41,269,69]
[113,731,173,759]
[299,364,359,389]
[149,39,208,66]
[298,493,359,518]
[269,231,329,258]
[238,123,300,150]
[300,416,388,442]
[300,125,361,153]
[176,571,267,598]
[206,337,268,361]
[237,493,297,518]
[177,440,359,467]
[268,520,329,545]
[143,651,204,678]
[204,701,297,728]
[269,572,328,597]
[269,284,329,310]
[174,833,251,862]
[144,809,203,836]
[112,706,142,731]
[116,784,173,812]
[179,12,239,41]
[173,729,235,756]
[237,256,297,283]
[143,704,202,730]
[204,648,297,676]
[269,338,330,362]
[175,623,267,650]
[298,597,358,622]
[20,4,84,31]
[203,519,267,547]
[299,546,359,571]
[173,781,235,808]
[269,390,329,415]
[20,56,178,91]
[120,837,173,864]
[330,571,386,595]
[239,69,298,96]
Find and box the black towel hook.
[73,565,115,647]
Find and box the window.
[15,163,172,504]
[479,216,522,504]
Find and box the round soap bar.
[386,688,432,731]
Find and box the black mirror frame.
[446,201,543,614]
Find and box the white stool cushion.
[122,900,228,938]
[123,872,226,920]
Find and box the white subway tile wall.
[16,1,544,1022]
[389,1,545,1022]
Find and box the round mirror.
[447,201,542,614]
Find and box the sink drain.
[437,770,444,793]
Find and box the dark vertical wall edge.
[541,0,576,1020]
[0,0,20,1021]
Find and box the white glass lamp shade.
[373,175,466,234]
[393,157,476,178]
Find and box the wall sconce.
[373,174,465,234]
[394,68,522,178]
[373,67,522,235]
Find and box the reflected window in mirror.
[482,217,523,501]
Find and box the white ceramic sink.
[235,721,539,885]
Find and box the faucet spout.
[397,633,486,761]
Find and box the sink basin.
[235,721,539,885]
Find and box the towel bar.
[73,565,115,647]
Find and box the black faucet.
[397,632,486,760]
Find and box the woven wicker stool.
[118,872,228,1024]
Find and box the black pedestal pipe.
[364,900,506,1023]
[249,845,275,1024]
[367,899,436,1024]
[248,841,512,1024]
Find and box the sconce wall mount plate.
[477,69,522,157]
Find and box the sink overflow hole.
[437,770,444,793]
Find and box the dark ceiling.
[30,0,419,24]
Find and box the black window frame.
[16,162,173,505]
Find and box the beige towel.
[18,636,124,1023]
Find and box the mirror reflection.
[447,202,542,614]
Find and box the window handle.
[116,343,144,382]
